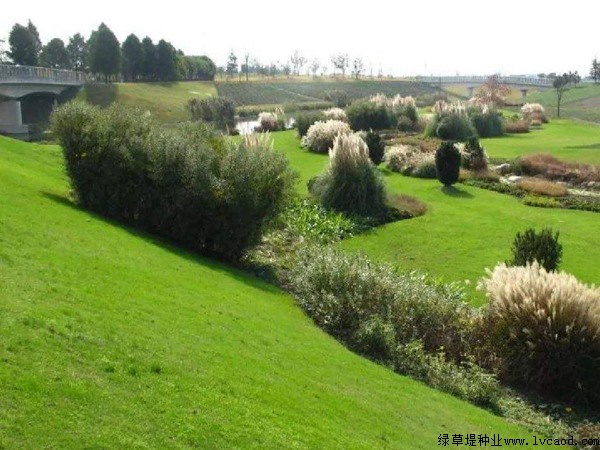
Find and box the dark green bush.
[295,111,326,137]
[462,137,489,172]
[365,131,385,165]
[346,101,392,131]
[435,142,461,186]
[310,134,387,217]
[188,96,235,131]
[470,112,503,138]
[435,114,477,141]
[397,116,414,132]
[324,90,349,107]
[508,227,563,271]
[52,102,295,261]
[402,104,419,125]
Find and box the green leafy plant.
[364,130,385,165]
[508,227,563,271]
[435,142,461,186]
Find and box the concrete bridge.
[416,75,553,98]
[0,65,87,138]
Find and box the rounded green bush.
[435,142,461,186]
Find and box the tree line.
[2,20,216,82]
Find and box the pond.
[235,116,296,135]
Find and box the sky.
[1,0,597,76]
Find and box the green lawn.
[78,81,216,122]
[482,119,600,164]
[0,135,552,447]
[273,131,600,305]
[518,84,600,123]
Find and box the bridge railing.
[416,75,553,87]
[0,64,87,85]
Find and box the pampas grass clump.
[301,119,351,153]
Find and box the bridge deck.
[416,75,553,87]
[0,65,86,86]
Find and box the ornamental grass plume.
[301,119,351,153]
[323,107,348,121]
[258,112,279,132]
[479,262,600,406]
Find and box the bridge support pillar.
[520,89,529,98]
[467,86,475,98]
[0,100,29,139]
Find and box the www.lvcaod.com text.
[437,433,599,446]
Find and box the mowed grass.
[0,135,550,448]
[482,119,600,164]
[273,131,600,305]
[518,84,600,123]
[78,81,216,122]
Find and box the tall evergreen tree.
[121,34,144,81]
[67,33,88,71]
[39,38,70,69]
[156,39,177,81]
[8,23,38,65]
[141,37,157,81]
[27,20,42,56]
[88,23,121,81]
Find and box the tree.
[331,53,348,77]
[243,53,250,82]
[141,37,157,80]
[39,38,70,69]
[0,39,8,63]
[475,74,510,106]
[590,58,600,85]
[8,23,38,65]
[290,50,306,76]
[27,20,42,56]
[568,71,581,87]
[352,57,364,80]
[225,51,238,79]
[553,73,570,117]
[67,33,88,71]
[122,34,144,81]
[156,40,177,81]
[310,59,320,77]
[282,63,291,78]
[88,23,121,81]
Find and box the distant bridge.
[0,65,87,138]
[416,75,553,98]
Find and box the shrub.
[288,246,474,361]
[470,111,503,138]
[504,120,530,134]
[521,153,600,184]
[521,195,561,209]
[395,341,501,407]
[346,101,392,131]
[508,227,563,271]
[397,116,414,132]
[530,119,542,127]
[323,107,347,121]
[188,96,235,131]
[295,111,326,137]
[521,103,548,123]
[516,178,568,197]
[435,142,461,186]
[301,119,351,153]
[479,263,600,406]
[462,137,489,172]
[436,114,477,141]
[258,112,280,132]
[324,90,350,107]
[52,102,295,261]
[364,131,385,165]
[384,145,437,178]
[310,133,387,216]
[387,194,428,217]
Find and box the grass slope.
[523,84,600,123]
[482,119,600,164]
[273,131,600,305]
[0,136,546,448]
[78,81,216,122]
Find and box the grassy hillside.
[272,131,600,304]
[522,84,600,123]
[216,80,437,106]
[483,119,600,165]
[0,135,550,447]
[78,81,216,122]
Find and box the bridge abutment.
[0,100,29,139]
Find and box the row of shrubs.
[284,231,600,410]
[52,102,296,261]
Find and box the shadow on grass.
[441,185,474,199]
[40,191,282,294]
[565,143,600,150]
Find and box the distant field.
[522,84,600,122]
[78,81,216,122]
[483,119,600,165]
[216,80,437,106]
[442,84,546,102]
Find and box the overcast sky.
[1,0,597,76]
